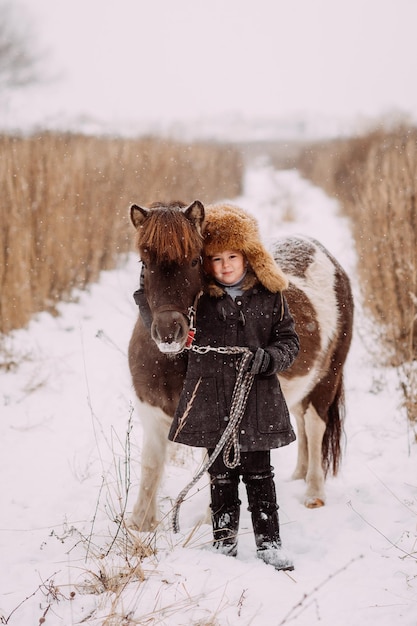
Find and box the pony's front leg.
[130,403,172,531]
[303,404,326,508]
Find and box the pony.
[128,200,353,531]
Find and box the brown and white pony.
[128,200,353,531]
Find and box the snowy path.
[1,166,416,625]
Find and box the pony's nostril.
[151,323,162,343]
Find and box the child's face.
[209,250,246,285]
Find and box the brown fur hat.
[203,203,288,293]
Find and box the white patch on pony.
[287,242,339,353]
[279,372,318,410]
[279,243,339,410]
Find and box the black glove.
[246,347,271,375]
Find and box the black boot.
[244,471,294,571]
[210,473,241,557]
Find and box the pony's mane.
[137,204,203,264]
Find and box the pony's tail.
[321,374,346,476]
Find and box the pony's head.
[130,200,205,354]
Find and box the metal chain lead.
[172,345,254,533]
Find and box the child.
[169,204,299,571]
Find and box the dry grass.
[296,126,417,423]
[0,132,243,334]
[66,409,216,625]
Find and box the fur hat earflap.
[203,204,289,292]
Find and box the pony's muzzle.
[151,310,189,354]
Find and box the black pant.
[208,449,279,515]
[208,449,275,487]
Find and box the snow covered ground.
[1,165,416,625]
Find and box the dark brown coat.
[168,278,299,450]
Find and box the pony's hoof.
[127,517,142,531]
[305,497,325,508]
[128,514,158,532]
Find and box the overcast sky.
[6,0,417,135]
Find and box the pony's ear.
[130,204,149,229]
[184,200,205,235]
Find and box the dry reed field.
[296,126,417,423]
[0,133,243,335]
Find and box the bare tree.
[0,1,41,92]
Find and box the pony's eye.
[191,257,200,267]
